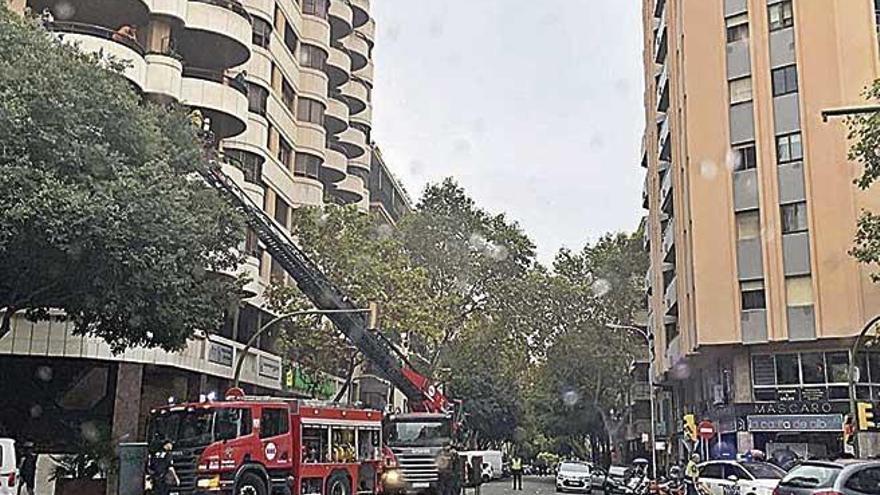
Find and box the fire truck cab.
[147,395,386,495]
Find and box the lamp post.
[846,314,880,458]
[232,308,373,389]
[606,323,657,479]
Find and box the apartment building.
[0,0,383,462]
[641,0,880,461]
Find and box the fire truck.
[147,394,388,495]
[148,160,464,495]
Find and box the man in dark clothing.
[148,442,177,495]
[511,455,524,490]
[18,442,37,495]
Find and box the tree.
[0,8,244,351]
[266,205,441,388]
[848,81,880,279]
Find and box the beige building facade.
[642,0,880,461]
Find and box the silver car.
[773,460,880,495]
[557,462,593,493]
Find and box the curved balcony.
[50,22,147,90]
[350,102,372,129]
[347,152,370,176]
[177,0,252,69]
[336,125,367,159]
[31,0,149,29]
[341,77,368,115]
[321,147,348,184]
[245,46,273,89]
[343,32,369,71]
[146,0,188,21]
[291,177,324,207]
[354,58,374,85]
[144,53,183,103]
[357,17,375,45]
[326,42,351,88]
[325,96,350,135]
[223,114,269,165]
[295,123,327,157]
[241,0,274,24]
[328,0,353,41]
[299,69,329,103]
[300,14,331,50]
[350,0,370,28]
[333,174,366,204]
[181,67,248,139]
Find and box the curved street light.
[847,314,880,458]
[232,307,373,389]
[606,323,656,479]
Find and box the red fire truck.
[147,392,396,495]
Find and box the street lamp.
[846,314,880,458]
[606,323,657,479]
[232,307,373,389]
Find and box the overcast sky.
[370,1,645,263]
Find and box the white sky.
[370,1,646,262]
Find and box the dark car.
[603,466,630,495]
[774,460,880,495]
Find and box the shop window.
[260,408,289,438]
[775,354,799,385]
[801,352,825,384]
[827,352,849,383]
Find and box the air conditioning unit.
[712,384,726,406]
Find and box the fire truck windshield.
[148,409,216,449]
[386,420,450,447]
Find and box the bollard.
[117,442,148,495]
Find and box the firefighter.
[149,442,179,495]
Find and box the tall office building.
[642,0,880,459]
[0,0,391,467]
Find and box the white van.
[0,439,18,495]
[461,450,504,481]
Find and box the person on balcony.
[112,25,138,44]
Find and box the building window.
[768,1,794,31]
[252,17,272,48]
[246,82,268,116]
[284,22,298,55]
[294,153,321,180]
[772,65,798,96]
[736,210,760,240]
[302,0,328,18]
[245,228,261,258]
[274,196,290,227]
[726,13,749,42]
[741,280,766,310]
[786,276,813,306]
[776,132,802,164]
[278,136,293,170]
[300,44,327,71]
[729,77,753,104]
[733,143,757,171]
[282,79,296,113]
[297,98,325,125]
[781,201,808,234]
[752,351,853,402]
[226,148,263,185]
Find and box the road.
[477,476,560,495]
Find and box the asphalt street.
[477,476,563,495]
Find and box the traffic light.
[683,414,697,442]
[843,414,855,446]
[858,402,876,431]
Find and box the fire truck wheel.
[326,471,352,495]
[237,472,268,495]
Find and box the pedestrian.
[18,442,36,495]
[684,453,700,495]
[39,8,54,28]
[148,442,179,495]
[112,24,138,43]
[511,454,523,491]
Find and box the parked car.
[592,466,607,490]
[604,466,630,495]
[773,460,880,495]
[698,460,786,495]
[0,439,18,495]
[557,461,593,493]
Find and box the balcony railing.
[48,21,145,56]
[182,66,248,96]
[189,0,252,22]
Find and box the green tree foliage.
[848,81,880,279]
[0,8,244,351]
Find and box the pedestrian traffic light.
[857,402,876,431]
[843,414,855,446]
[683,414,697,442]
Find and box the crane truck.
[145,159,462,495]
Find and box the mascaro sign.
[751,401,834,414]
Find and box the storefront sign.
[258,356,282,379]
[208,341,234,367]
[747,414,843,432]
[749,401,836,415]
[801,387,828,402]
[777,388,800,402]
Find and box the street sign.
[698,420,716,440]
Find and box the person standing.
[684,454,701,495]
[18,442,36,495]
[148,442,179,495]
[511,455,523,491]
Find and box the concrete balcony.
[357,17,375,45]
[344,31,370,71]
[660,168,673,208]
[664,276,677,313]
[295,122,327,158]
[642,174,649,210]
[656,63,669,112]
[327,42,352,88]
[336,123,367,159]
[333,174,367,204]
[351,102,372,129]
[355,58,374,85]
[300,12,331,51]
[34,0,149,28]
[321,147,348,184]
[328,0,354,41]
[144,53,183,102]
[147,0,188,21]
[654,15,667,63]
[178,0,252,69]
[662,219,675,261]
[341,77,369,115]
[299,68,330,103]
[51,22,147,90]
[244,46,272,89]
[350,0,370,28]
[181,67,248,139]
[241,0,273,23]
[348,152,371,177]
[654,0,666,18]
[325,96,351,135]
